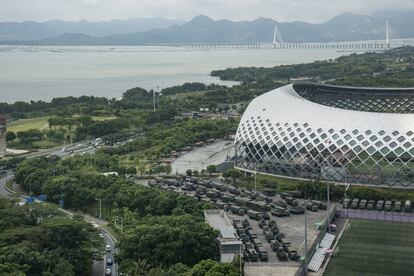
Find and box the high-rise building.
[235,83,414,188]
[0,114,7,157]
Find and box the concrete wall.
[0,115,7,157]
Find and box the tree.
[223,169,242,184]
[206,165,217,176]
[189,259,240,276]
[17,129,43,145]
[126,166,137,175]
[186,169,192,176]
[6,131,16,142]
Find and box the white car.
[105,245,111,252]
[105,268,112,275]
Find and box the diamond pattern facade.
[235,83,414,188]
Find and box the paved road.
[0,137,119,276]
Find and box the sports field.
[324,219,414,276]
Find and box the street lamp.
[304,198,308,276]
[254,162,257,191]
[115,216,123,234]
[95,197,102,219]
[153,86,162,112]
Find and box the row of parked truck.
[233,218,268,262]
[342,198,412,212]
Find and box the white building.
[235,83,414,188]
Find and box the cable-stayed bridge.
[177,20,414,50]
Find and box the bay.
[0,45,345,103]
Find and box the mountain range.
[1,10,414,45]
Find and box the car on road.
[106,245,111,252]
[105,268,112,275]
[106,258,113,265]
[99,233,104,238]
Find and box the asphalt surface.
[171,140,234,174]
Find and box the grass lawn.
[324,219,414,276]
[8,117,50,132]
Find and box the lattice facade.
[235,84,414,188]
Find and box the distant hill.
[2,10,414,45]
[0,17,185,41]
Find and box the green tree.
[206,165,217,176]
[223,169,242,184]
[6,131,16,143]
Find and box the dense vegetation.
[5,46,414,275]
[212,47,414,87]
[0,197,100,276]
[14,153,229,273]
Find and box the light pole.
[115,216,123,234]
[239,243,242,276]
[96,197,102,219]
[153,86,161,112]
[254,162,257,191]
[304,198,308,276]
[327,182,330,232]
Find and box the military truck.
[359,199,367,209]
[262,188,276,197]
[367,200,376,210]
[227,186,241,195]
[235,196,250,207]
[248,200,271,212]
[311,200,327,210]
[230,205,246,216]
[394,201,402,212]
[280,192,290,199]
[306,201,319,212]
[247,210,263,220]
[384,200,392,211]
[375,200,385,211]
[342,198,351,209]
[242,219,250,228]
[273,199,287,208]
[257,247,269,261]
[271,240,280,252]
[258,218,267,228]
[206,190,219,198]
[351,198,359,209]
[289,205,305,214]
[277,247,288,261]
[289,250,300,261]
[285,196,299,206]
[271,206,290,217]
[288,190,304,198]
[247,249,258,262]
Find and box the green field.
[8,115,116,133]
[8,117,50,132]
[324,219,414,276]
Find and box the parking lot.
[147,176,330,265]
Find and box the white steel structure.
[235,83,414,188]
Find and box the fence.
[336,209,414,223]
[295,205,337,276]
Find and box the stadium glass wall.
[234,83,414,188]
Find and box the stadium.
[234,83,414,188]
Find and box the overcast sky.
[1,0,414,22]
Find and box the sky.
[1,0,414,22]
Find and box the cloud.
[1,0,414,22]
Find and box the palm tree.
[128,259,151,276]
